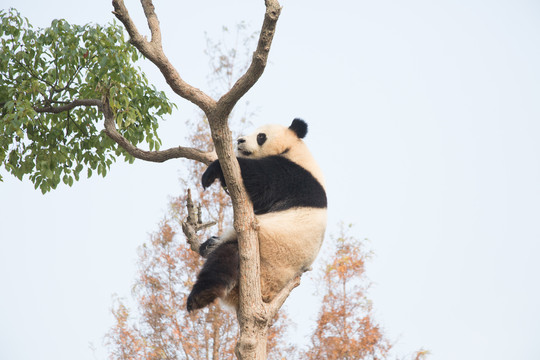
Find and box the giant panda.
[187,118,327,312]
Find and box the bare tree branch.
[216,0,282,118]
[181,189,216,253]
[33,98,216,165]
[34,99,102,113]
[112,0,217,114]
[100,96,217,164]
[141,0,161,46]
[266,268,310,318]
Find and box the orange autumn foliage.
[304,225,392,360]
[106,216,238,360]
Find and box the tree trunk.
[206,113,266,360]
[235,322,268,360]
[112,1,287,358]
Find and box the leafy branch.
[0,9,214,192]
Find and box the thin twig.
[34,99,102,113]
[181,189,216,253]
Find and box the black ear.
[289,118,308,139]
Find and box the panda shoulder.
[237,155,299,177]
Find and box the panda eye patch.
[257,133,267,146]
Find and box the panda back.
[237,156,327,215]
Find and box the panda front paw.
[201,160,224,189]
[199,236,220,258]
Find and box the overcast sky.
[1,0,539,359]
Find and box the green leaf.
[0,9,173,193]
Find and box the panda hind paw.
[186,285,224,312]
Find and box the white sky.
[1,0,539,359]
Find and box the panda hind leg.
[198,227,237,258]
[187,240,239,312]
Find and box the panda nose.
[237,138,246,144]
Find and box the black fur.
[201,156,327,215]
[289,118,308,139]
[199,236,220,258]
[187,240,239,312]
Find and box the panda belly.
[257,207,327,269]
[221,207,326,307]
[256,207,327,301]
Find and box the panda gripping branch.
[187,119,327,312]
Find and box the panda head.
[236,118,308,159]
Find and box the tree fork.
[112,1,288,359]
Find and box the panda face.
[233,119,325,188]
[236,124,299,159]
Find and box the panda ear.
[289,118,308,139]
